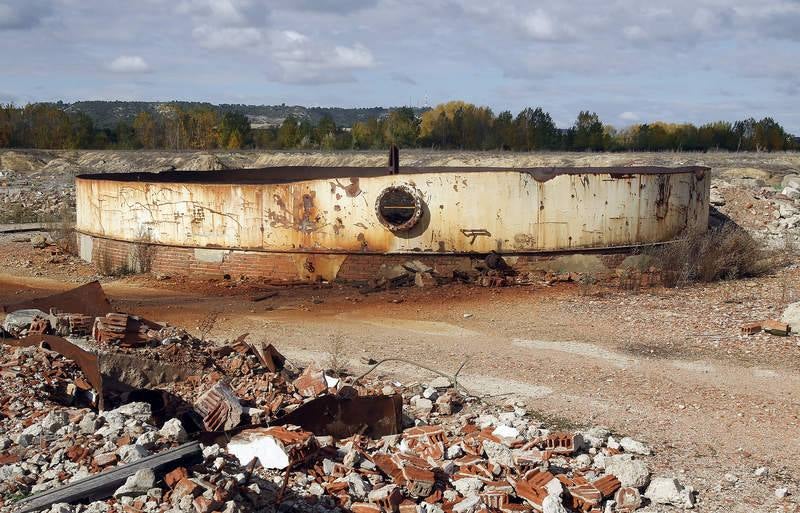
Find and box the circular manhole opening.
[375,185,422,231]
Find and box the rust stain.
[330,177,362,198]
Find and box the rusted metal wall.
[75,169,709,255]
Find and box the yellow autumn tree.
[227,129,242,149]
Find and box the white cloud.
[192,25,262,49]
[521,9,560,41]
[282,30,307,43]
[108,55,150,73]
[332,44,374,68]
[619,111,640,122]
[268,30,375,83]
[180,0,267,50]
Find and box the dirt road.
[2,272,798,512]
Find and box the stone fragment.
[429,376,452,389]
[454,477,484,497]
[159,418,188,443]
[781,302,800,329]
[542,494,568,513]
[619,437,650,456]
[348,473,372,499]
[113,469,156,498]
[413,398,433,412]
[79,412,102,434]
[483,440,515,467]
[117,444,151,463]
[41,411,70,434]
[644,477,695,509]
[604,455,650,489]
[614,487,642,512]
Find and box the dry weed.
[45,204,76,255]
[647,224,784,287]
[326,334,347,377]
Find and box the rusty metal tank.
[75,163,709,255]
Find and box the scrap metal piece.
[195,381,244,431]
[275,393,403,439]
[3,333,198,411]
[762,320,791,336]
[12,441,201,513]
[233,334,286,372]
[250,341,286,373]
[2,280,112,317]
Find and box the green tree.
[383,107,419,147]
[115,121,138,149]
[572,111,605,151]
[68,112,94,149]
[277,116,300,148]
[217,112,251,149]
[351,121,374,149]
[514,107,558,150]
[493,110,514,150]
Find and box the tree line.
[0,101,796,152]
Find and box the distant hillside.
[55,101,426,129]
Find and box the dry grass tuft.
[326,334,347,377]
[647,224,786,287]
[45,204,77,255]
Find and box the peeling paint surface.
[75,168,709,254]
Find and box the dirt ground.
[1,243,798,512]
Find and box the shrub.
[647,224,783,287]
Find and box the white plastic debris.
[227,434,290,469]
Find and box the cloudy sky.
[1,0,799,131]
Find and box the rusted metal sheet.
[75,165,709,257]
[274,392,403,439]
[2,280,112,317]
[2,334,196,411]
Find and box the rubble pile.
[0,284,695,513]
[0,170,75,224]
[366,257,587,293]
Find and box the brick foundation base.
[77,233,642,282]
